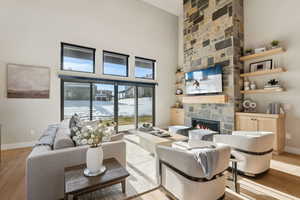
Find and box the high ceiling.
[140,0,182,16]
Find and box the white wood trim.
[2,141,36,150]
[285,146,300,155]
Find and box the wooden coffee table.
[64,158,129,200]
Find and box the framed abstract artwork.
[7,64,50,98]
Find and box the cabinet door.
[171,109,184,125]
[257,117,278,151]
[236,116,258,131]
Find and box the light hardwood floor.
[1,148,300,200]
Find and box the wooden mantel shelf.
[182,95,228,104]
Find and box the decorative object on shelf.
[240,47,285,62]
[264,79,282,89]
[7,64,50,99]
[254,47,266,54]
[176,88,183,95]
[267,103,282,114]
[176,67,183,73]
[243,99,257,113]
[249,59,272,72]
[74,121,116,176]
[271,40,280,49]
[244,78,250,91]
[244,48,254,56]
[174,101,183,108]
[250,81,257,90]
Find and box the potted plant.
[271,40,280,49]
[245,48,253,56]
[74,121,116,176]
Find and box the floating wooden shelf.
[176,71,185,76]
[182,95,228,104]
[241,88,285,94]
[240,68,287,78]
[236,112,284,119]
[176,82,184,86]
[240,47,285,61]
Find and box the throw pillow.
[53,127,75,150]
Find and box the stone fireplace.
[182,0,244,134]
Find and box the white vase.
[86,146,103,173]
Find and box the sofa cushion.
[53,128,75,150]
[35,126,58,149]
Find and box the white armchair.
[156,141,231,200]
[214,131,274,176]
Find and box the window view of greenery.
[103,51,128,77]
[135,58,155,79]
[62,44,95,73]
[138,86,153,127]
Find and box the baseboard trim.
[285,146,300,155]
[1,141,36,150]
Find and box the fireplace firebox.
[191,118,220,133]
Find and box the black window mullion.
[60,80,64,121]
[135,86,139,129]
[152,86,156,126]
[90,83,93,121]
[114,83,119,132]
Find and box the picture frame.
[249,59,273,72]
[7,64,50,99]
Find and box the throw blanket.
[35,125,58,148]
[190,145,219,180]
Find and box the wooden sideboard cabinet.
[235,112,286,155]
[170,108,184,125]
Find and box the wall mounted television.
[185,64,223,95]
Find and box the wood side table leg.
[121,180,126,193]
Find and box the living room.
[1,0,300,200]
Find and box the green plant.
[271,40,279,47]
[245,48,253,54]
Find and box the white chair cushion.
[214,132,274,153]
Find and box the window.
[61,43,95,73]
[135,57,155,79]
[62,81,91,120]
[137,86,154,127]
[61,79,155,132]
[103,51,129,77]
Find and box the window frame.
[135,56,156,80]
[61,42,96,73]
[60,78,156,132]
[102,50,130,77]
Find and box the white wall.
[0,0,178,147]
[244,0,300,153]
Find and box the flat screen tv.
[185,64,222,95]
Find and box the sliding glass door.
[118,85,136,131]
[63,82,91,120]
[92,83,115,124]
[62,80,155,132]
[137,86,154,128]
